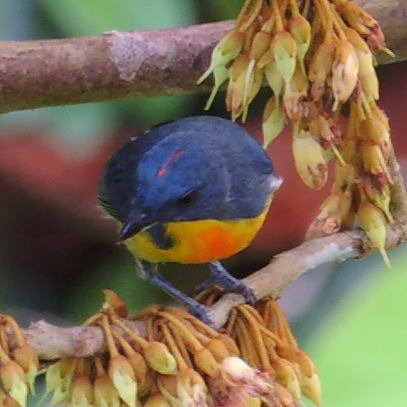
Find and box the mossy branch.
[0,0,407,113]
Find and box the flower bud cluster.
[0,316,39,407]
[41,291,303,407]
[199,0,394,261]
[306,101,393,265]
[222,299,321,407]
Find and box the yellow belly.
[123,209,269,264]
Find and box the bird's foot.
[195,261,255,304]
[188,302,215,328]
[137,260,216,327]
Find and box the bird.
[98,115,282,326]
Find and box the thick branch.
[1,0,407,113]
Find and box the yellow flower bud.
[333,162,356,186]
[143,342,177,375]
[216,334,240,356]
[242,60,263,111]
[335,0,388,53]
[45,358,77,393]
[308,39,335,101]
[156,375,181,407]
[289,15,311,70]
[275,382,298,407]
[369,184,394,223]
[1,361,28,407]
[273,358,301,401]
[177,368,207,406]
[360,140,390,180]
[309,115,344,163]
[127,352,147,384]
[13,344,39,395]
[198,29,245,85]
[344,27,378,102]
[199,29,246,110]
[203,65,229,111]
[137,371,154,398]
[271,31,297,83]
[294,349,317,378]
[193,348,219,378]
[263,60,284,97]
[283,61,309,122]
[249,31,272,60]
[93,374,120,407]
[225,55,248,118]
[262,96,286,148]
[332,39,359,109]
[292,129,328,189]
[306,193,343,239]
[70,373,94,407]
[41,358,77,407]
[102,289,128,318]
[108,355,137,407]
[370,103,390,131]
[206,338,230,362]
[225,54,262,120]
[357,201,390,268]
[358,114,391,158]
[301,373,322,405]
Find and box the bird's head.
[98,116,281,242]
[100,130,229,241]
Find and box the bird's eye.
[176,190,199,207]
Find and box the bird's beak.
[117,210,153,242]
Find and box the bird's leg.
[195,261,256,304]
[136,259,215,327]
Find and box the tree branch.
[17,219,406,361]
[0,0,407,113]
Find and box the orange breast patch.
[124,207,269,264]
[193,224,244,262]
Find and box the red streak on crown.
[156,148,185,178]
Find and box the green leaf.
[306,252,407,407]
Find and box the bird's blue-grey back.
[98,116,277,223]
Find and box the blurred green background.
[0,1,406,406]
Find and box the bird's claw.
[239,284,256,305]
[195,261,256,305]
[188,302,215,328]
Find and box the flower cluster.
[224,300,321,407]
[39,291,318,407]
[199,0,394,263]
[0,315,39,407]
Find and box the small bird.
[98,116,282,326]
